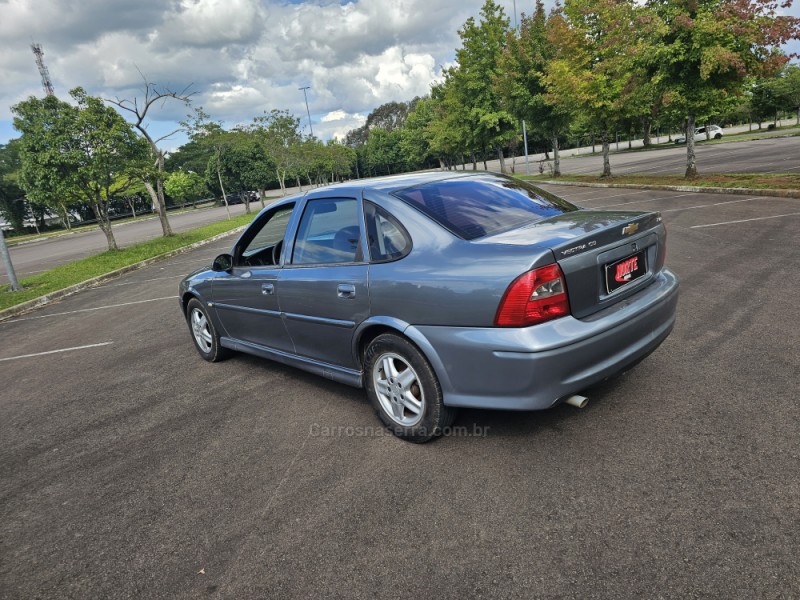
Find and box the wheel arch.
[353,317,454,396]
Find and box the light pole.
[299,86,314,138]
[0,228,21,291]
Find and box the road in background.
[0,203,255,283]
[1,184,798,598]
[523,132,800,177]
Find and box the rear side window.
[393,175,577,240]
[364,202,411,262]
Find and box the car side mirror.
[212,253,233,272]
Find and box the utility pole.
[0,229,22,291]
[31,43,55,97]
[299,86,313,138]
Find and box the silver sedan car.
[180,172,679,442]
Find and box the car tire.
[186,298,231,362]
[364,333,456,443]
[714,133,722,139]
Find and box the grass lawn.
[519,172,800,191]
[0,213,254,312]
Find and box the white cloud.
[3,0,797,145]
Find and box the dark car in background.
[180,172,679,442]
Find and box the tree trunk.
[438,158,446,171]
[154,152,173,236]
[497,146,506,173]
[243,194,251,215]
[552,134,561,178]
[472,153,477,170]
[642,118,652,147]
[685,111,698,179]
[796,106,799,125]
[60,203,71,230]
[601,131,612,178]
[258,189,266,208]
[143,181,159,213]
[216,165,232,220]
[276,168,286,196]
[92,202,117,251]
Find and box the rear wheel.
[714,133,722,139]
[364,334,456,443]
[186,298,231,362]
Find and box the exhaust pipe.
[564,394,589,409]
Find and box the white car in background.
[675,125,724,144]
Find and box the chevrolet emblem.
[622,223,639,235]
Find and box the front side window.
[237,204,294,266]
[291,198,363,265]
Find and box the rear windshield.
[392,175,577,240]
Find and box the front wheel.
[186,298,231,362]
[364,334,456,443]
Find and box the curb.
[0,226,246,323]
[538,180,800,199]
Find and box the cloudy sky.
[1,0,798,150]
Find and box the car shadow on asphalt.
[228,351,634,442]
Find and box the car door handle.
[262,283,275,295]
[337,284,356,299]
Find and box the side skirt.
[220,337,364,388]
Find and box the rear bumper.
[409,269,679,410]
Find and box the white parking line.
[0,341,113,362]
[8,296,177,322]
[660,197,764,213]
[98,275,184,288]
[597,192,695,208]
[691,212,800,229]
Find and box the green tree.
[164,170,206,207]
[544,0,644,177]
[0,141,26,233]
[365,128,403,175]
[326,140,356,182]
[443,0,516,171]
[646,0,799,177]
[251,110,303,196]
[775,63,800,125]
[495,1,570,175]
[12,88,148,250]
[400,96,436,169]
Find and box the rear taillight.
[494,264,570,327]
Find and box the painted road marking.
[0,341,113,362]
[99,275,184,288]
[597,192,695,208]
[660,197,765,213]
[691,212,800,229]
[6,296,177,323]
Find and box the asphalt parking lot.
[1,184,798,598]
